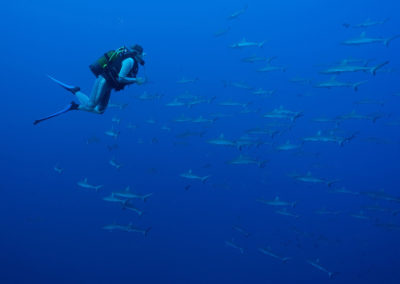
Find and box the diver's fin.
[47,75,81,94]
[33,101,79,125]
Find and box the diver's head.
[131,44,145,65]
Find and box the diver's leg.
[76,77,104,112]
[87,77,105,108]
[78,76,112,114]
[94,86,112,114]
[74,90,90,106]
[75,77,102,107]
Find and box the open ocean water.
[1,0,400,283]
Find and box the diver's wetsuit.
[76,57,138,114]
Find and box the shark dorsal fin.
[188,169,192,174]
[360,32,366,38]
[84,178,88,183]
[307,171,312,176]
[286,140,290,144]
[316,258,320,263]
[241,38,247,42]
[125,186,130,192]
[317,131,322,136]
[275,196,280,201]
[219,134,225,138]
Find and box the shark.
[54,164,63,174]
[360,190,400,203]
[214,26,231,37]
[103,193,128,205]
[109,158,122,170]
[225,239,244,254]
[77,178,103,192]
[180,170,210,183]
[123,202,144,216]
[257,196,296,208]
[103,223,151,236]
[207,134,237,147]
[276,140,302,151]
[257,65,286,73]
[227,155,267,168]
[320,61,389,75]
[108,103,128,110]
[314,76,367,91]
[307,259,334,278]
[303,131,355,146]
[230,38,265,48]
[342,32,400,47]
[166,99,187,107]
[258,247,291,263]
[337,111,382,123]
[176,77,199,84]
[263,107,303,122]
[104,127,120,139]
[290,172,338,187]
[275,208,300,218]
[343,18,389,28]
[252,88,276,96]
[232,226,250,238]
[113,186,153,202]
[227,5,248,20]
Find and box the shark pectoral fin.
[144,227,152,236]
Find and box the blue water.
[1,0,400,283]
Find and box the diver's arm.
[117,58,138,84]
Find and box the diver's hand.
[136,77,146,85]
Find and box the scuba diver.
[34,44,145,125]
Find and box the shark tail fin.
[292,201,297,209]
[327,180,339,187]
[258,41,266,48]
[258,160,268,168]
[142,193,153,202]
[202,175,211,184]
[267,56,278,64]
[208,96,217,104]
[384,35,400,47]
[372,115,381,123]
[371,61,389,75]
[353,81,367,92]
[95,185,104,192]
[329,272,340,279]
[282,257,291,264]
[144,227,152,237]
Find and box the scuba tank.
[88,45,144,90]
[89,48,124,77]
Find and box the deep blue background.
[1,0,400,283]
